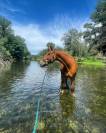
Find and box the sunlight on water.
[0,61,106,133]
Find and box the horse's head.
[40,46,56,67]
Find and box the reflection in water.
[0,62,29,91]
[60,94,75,118]
[0,61,106,133]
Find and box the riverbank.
[77,57,106,67]
[0,59,13,72]
[0,57,31,72]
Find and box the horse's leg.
[60,64,65,88]
[60,70,68,94]
[60,70,66,88]
[60,64,69,94]
[70,76,75,96]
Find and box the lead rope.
[32,69,48,133]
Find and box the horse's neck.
[55,51,69,69]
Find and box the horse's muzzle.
[40,60,48,67]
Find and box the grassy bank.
[78,57,105,67]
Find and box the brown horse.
[40,46,78,96]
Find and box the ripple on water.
[0,62,106,133]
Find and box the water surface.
[0,61,106,133]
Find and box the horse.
[40,46,78,96]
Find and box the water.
[0,61,106,133]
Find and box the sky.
[0,0,98,54]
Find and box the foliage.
[83,22,100,55]
[0,16,13,38]
[62,29,89,57]
[91,0,106,55]
[60,1,106,57]
[91,0,106,24]
[0,16,30,61]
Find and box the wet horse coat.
[40,48,78,96]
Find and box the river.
[0,61,106,133]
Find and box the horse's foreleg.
[70,76,75,96]
[60,71,69,94]
[60,70,66,88]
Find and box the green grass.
[78,57,105,66]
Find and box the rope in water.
[32,69,48,133]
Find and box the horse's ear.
[48,45,54,52]
[47,42,55,52]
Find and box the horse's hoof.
[60,90,64,95]
[71,93,75,97]
[60,90,67,95]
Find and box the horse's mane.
[55,50,73,58]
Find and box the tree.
[0,16,13,38]
[83,22,100,54]
[62,29,88,57]
[0,16,30,61]
[91,0,106,55]
[6,35,30,60]
[0,37,11,60]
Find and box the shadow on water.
[0,61,106,133]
